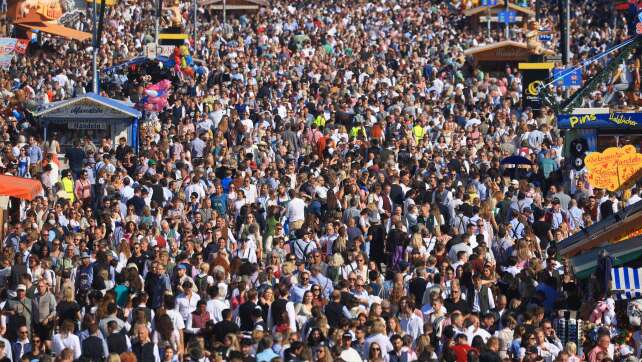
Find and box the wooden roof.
[464,40,535,62]
[199,0,267,7]
[464,1,535,17]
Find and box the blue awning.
[33,93,141,121]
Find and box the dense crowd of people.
[0,0,640,361]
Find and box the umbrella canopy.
[0,175,43,201]
[500,155,532,166]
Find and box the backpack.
[391,245,405,271]
[292,239,313,261]
[497,200,513,225]
[194,274,210,299]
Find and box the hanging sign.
[557,112,642,129]
[68,121,108,130]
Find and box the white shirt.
[176,293,201,322]
[399,312,424,340]
[53,333,82,360]
[165,309,185,331]
[206,298,229,323]
[627,194,641,207]
[339,347,363,362]
[286,197,305,223]
[467,325,492,343]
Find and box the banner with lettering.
[0,38,18,69]
[557,112,642,129]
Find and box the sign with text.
[557,112,642,129]
[520,64,551,113]
[585,145,642,191]
[69,121,108,130]
[552,68,583,87]
[497,10,517,24]
[42,98,130,119]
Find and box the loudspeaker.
[572,154,586,171]
[570,137,589,156]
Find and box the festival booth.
[7,0,91,41]
[0,175,43,240]
[33,93,141,152]
[464,41,538,70]
[13,11,91,41]
[464,1,534,28]
[557,109,642,167]
[199,0,267,12]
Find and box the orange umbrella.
[0,174,43,200]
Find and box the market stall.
[0,175,43,240]
[32,92,141,152]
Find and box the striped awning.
[611,267,642,300]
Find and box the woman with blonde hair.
[564,341,581,362]
[386,316,404,338]
[56,284,81,327]
[367,320,393,357]
[479,200,497,236]
[221,333,240,360]
[406,232,427,261]
[415,335,435,360]
[106,354,121,362]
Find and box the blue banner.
[481,0,498,6]
[552,68,583,87]
[539,34,552,41]
[557,112,642,129]
[497,10,517,24]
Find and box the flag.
[611,267,642,300]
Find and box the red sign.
[14,39,28,54]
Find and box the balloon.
[12,110,22,120]
[139,80,172,113]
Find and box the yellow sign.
[527,80,544,96]
[585,145,642,192]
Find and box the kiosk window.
[597,134,618,151]
[597,134,642,152]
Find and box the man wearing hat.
[72,252,93,294]
[339,332,363,362]
[4,284,33,341]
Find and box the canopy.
[17,23,91,41]
[33,92,141,120]
[0,175,43,200]
[14,11,91,41]
[500,155,532,165]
